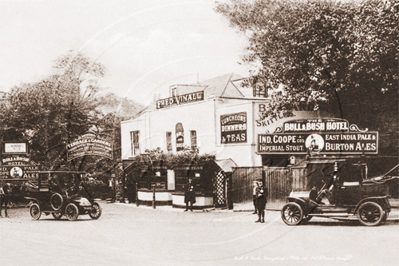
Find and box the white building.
[121,73,325,167]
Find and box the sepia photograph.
[0,0,398,265]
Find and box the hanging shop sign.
[3,142,28,154]
[67,133,113,161]
[176,123,184,151]
[257,119,378,155]
[156,91,204,109]
[0,145,40,180]
[221,112,247,144]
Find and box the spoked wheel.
[52,212,63,220]
[30,203,41,220]
[50,193,63,211]
[89,202,102,220]
[65,203,79,221]
[281,202,303,226]
[357,201,384,226]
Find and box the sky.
[0,0,250,105]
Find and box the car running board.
[308,213,353,217]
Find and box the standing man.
[0,183,12,217]
[184,178,196,212]
[255,179,268,223]
[252,181,258,215]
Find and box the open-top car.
[24,171,102,221]
[281,161,398,226]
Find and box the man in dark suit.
[184,179,196,212]
[255,179,268,223]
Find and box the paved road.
[1,202,398,266]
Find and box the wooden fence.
[231,167,263,206]
[232,167,296,210]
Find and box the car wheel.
[30,203,41,220]
[65,203,79,221]
[50,193,63,211]
[52,212,63,220]
[89,202,102,220]
[357,201,384,226]
[281,202,303,226]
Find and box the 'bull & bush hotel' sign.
[257,119,378,155]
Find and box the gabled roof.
[199,73,244,99]
[177,73,245,99]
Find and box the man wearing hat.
[184,178,196,212]
[255,179,268,223]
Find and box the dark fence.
[232,167,293,210]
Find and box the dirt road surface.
[1,202,399,266]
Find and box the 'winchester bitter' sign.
[156,91,204,109]
[257,118,378,155]
[67,133,113,161]
[221,112,247,144]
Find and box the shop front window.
[130,131,140,156]
[190,130,197,151]
[166,132,172,152]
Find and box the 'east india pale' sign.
[257,118,378,155]
[67,133,113,161]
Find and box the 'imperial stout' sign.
[257,119,378,155]
[156,91,204,109]
[221,112,247,144]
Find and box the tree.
[215,0,398,154]
[1,51,106,168]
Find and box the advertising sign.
[258,132,378,154]
[156,91,204,109]
[3,143,28,154]
[221,112,247,144]
[0,154,39,180]
[67,133,113,161]
[257,118,378,155]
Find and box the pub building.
[121,73,370,209]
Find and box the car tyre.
[65,203,79,221]
[30,203,41,220]
[281,202,303,226]
[50,193,63,211]
[52,212,63,220]
[89,202,102,220]
[357,201,384,226]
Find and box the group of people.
[252,179,268,223]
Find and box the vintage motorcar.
[281,162,397,226]
[24,171,102,221]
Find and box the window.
[166,132,172,152]
[130,131,140,156]
[190,130,197,151]
[171,86,178,97]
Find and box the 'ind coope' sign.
[257,119,378,155]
